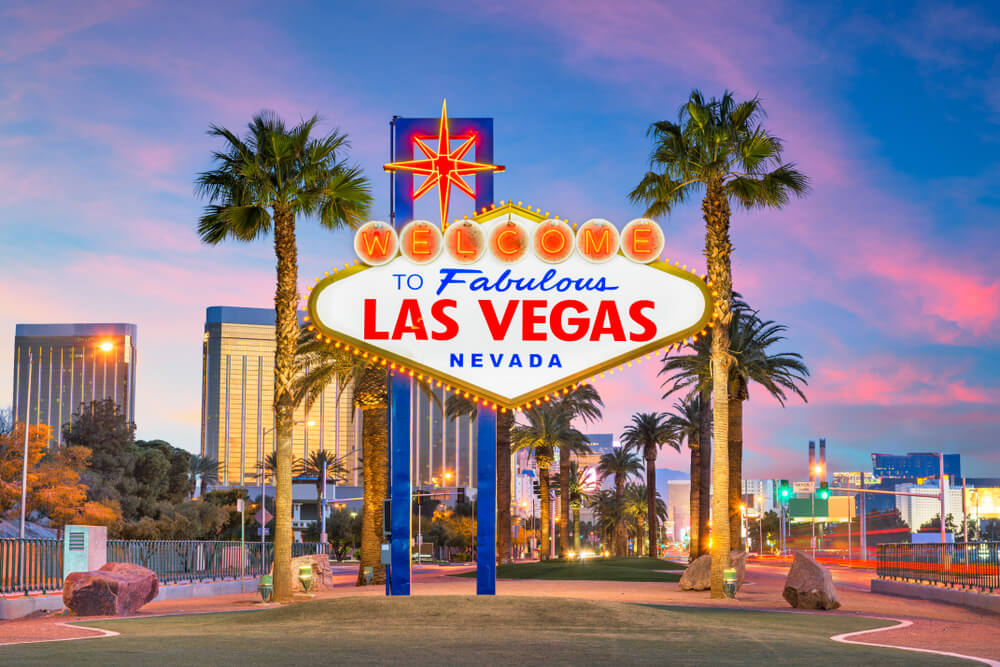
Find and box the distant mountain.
[656,468,689,482]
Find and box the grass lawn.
[454,557,686,581]
[1,597,964,666]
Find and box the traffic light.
[532,480,540,497]
[457,487,467,505]
[816,482,830,500]
[778,480,792,501]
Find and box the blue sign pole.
[476,405,497,595]
[389,371,411,596]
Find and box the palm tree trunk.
[698,388,712,559]
[728,397,743,551]
[614,477,626,557]
[538,465,551,560]
[497,410,514,564]
[559,446,571,557]
[704,178,733,599]
[646,452,658,558]
[271,207,297,603]
[356,366,389,585]
[688,439,700,561]
[573,505,581,553]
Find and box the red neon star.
[384,99,505,225]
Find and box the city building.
[12,323,137,446]
[201,307,356,487]
[411,384,479,489]
[873,452,961,483]
[742,479,777,513]
[894,478,963,532]
[832,472,880,494]
[807,439,828,483]
[666,480,690,543]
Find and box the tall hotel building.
[201,307,480,489]
[12,323,137,446]
[201,307,358,487]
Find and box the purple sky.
[1,1,998,480]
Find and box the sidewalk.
[2,561,997,661]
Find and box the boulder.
[270,554,335,594]
[63,562,158,616]
[782,552,841,610]
[679,551,746,591]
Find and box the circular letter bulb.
[488,219,528,263]
[533,219,575,264]
[443,220,485,264]
[576,218,620,263]
[399,220,443,264]
[354,220,399,266]
[621,218,664,263]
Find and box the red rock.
[63,562,159,616]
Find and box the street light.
[259,419,316,549]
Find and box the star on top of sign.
[384,99,505,225]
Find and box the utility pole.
[320,458,328,544]
[939,452,946,545]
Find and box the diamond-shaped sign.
[307,203,713,409]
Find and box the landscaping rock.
[270,554,335,594]
[679,551,746,591]
[782,552,841,610]
[63,562,158,616]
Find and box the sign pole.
[389,371,411,596]
[476,405,497,595]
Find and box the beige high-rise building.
[201,307,357,487]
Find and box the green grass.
[2,597,966,665]
[454,557,686,581]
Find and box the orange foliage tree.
[0,423,121,531]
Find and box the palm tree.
[511,405,587,560]
[299,450,352,519]
[663,304,809,547]
[445,395,515,564]
[631,91,808,595]
[597,446,643,556]
[625,483,667,556]
[196,112,372,602]
[190,455,219,498]
[591,489,624,552]
[621,412,678,559]
[546,385,603,557]
[668,394,710,560]
[567,460,593,555]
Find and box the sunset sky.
[1,1,998,479]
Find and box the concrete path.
[2,560,998,662]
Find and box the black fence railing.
[876,542,1000,592]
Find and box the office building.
[872,452,961,483]
[666,480,690,542]
[201,307,356,487]
[742,479,777,513]
[895,478,963,532]
[12,323,137,446]
[412,385,479,489]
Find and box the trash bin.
[722,568,738,599]
[258,575,273,602]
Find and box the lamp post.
[812,463,824,559]
[260,419,314,549]
[350,511,358,559]
[756,494,764,557]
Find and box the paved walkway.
[2,561,998,662]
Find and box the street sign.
[308,203,714,409]
[793,481,815,495]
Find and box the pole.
[320,459,327,544]
[847,510,851,564]
[19,350,32,541]
[939,452,946,545]
[811,489,816,559]
[859,472,867,560]
[962,476,967,543]
[240,498,245,594]
[416,490,422,564]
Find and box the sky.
[1,0,998,480]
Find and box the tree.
[567,461,593,555]
[668,394,710,560]
[190,455,221,497]
[64,399,138,517]
[597,446,643,556]
[625,483,667,556]
[298,450,351,523]
[661,301,808,546]
[546,385,602,557]
[511,405,586,560]
[631,90,808,595]
[919,513,960,537]
[138,440,193,504]
[445,395,516,564]
[197,112,372,602]
[621,412,678,558]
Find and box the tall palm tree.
[621,412,678,558]
[196,112,372,601]
[668,394,710,560]
[631,91,808,595]
[567,460,593,555]
[597,446,643,556]
[445,395,515,564]
[625,483,667,556]
[299,450,352,518]
[546,385,603,557]
[511,405,587,560]
[591,489,624,552]
[190,455,219,498]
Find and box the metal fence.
[0,538,63,595]
[106,540,333,585]
[876,542,1000,592]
